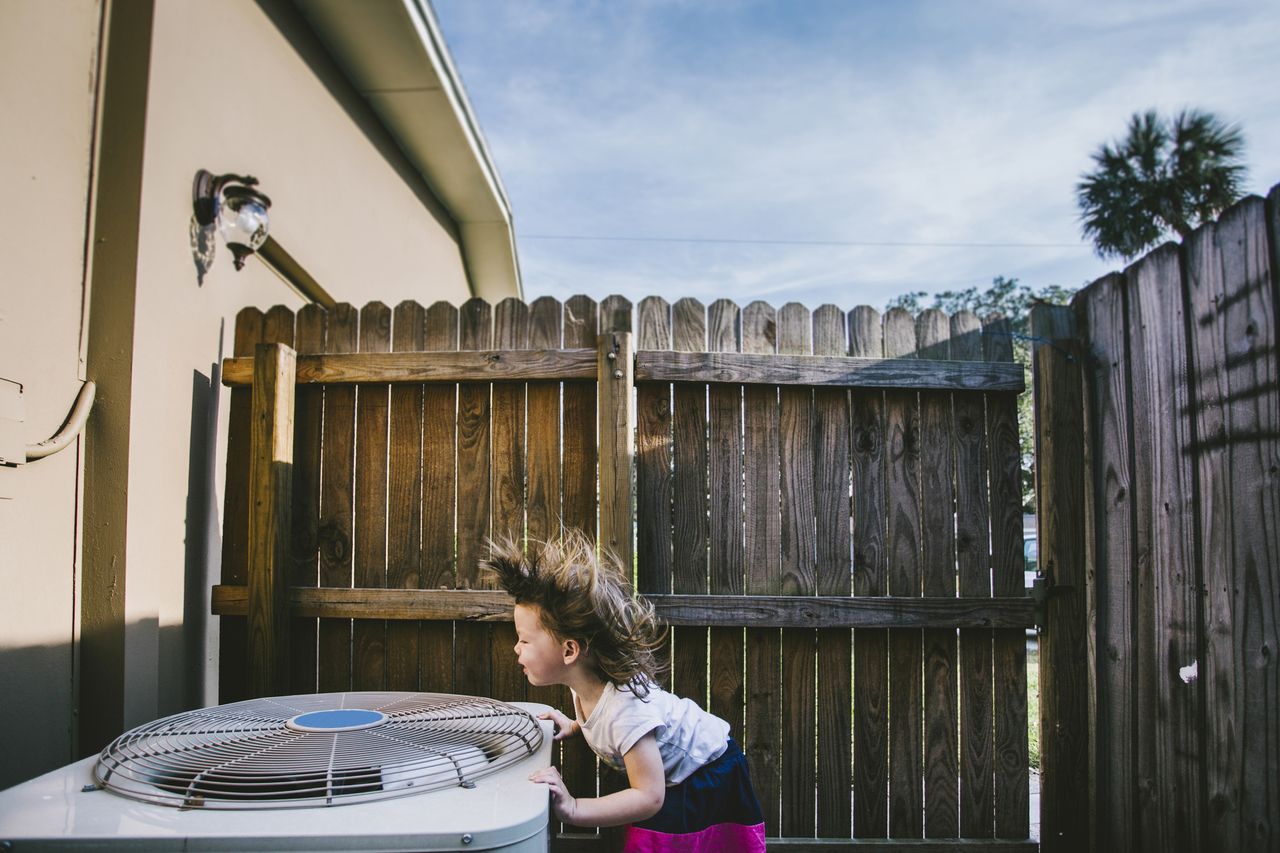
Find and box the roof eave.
[293,0,522,301]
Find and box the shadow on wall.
[183,366,223,713]
[2,365,224,791]
[0,640,76,790]
[0,621,187,790]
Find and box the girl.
[487,533,766,852]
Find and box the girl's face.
[513,604,571,687]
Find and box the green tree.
[885,276,1075,513]
[1076,108,1246,259]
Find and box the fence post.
[247,341,296,698]
[1031,305,1092,851]
[598,331,635,569]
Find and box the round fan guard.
[94,692,544,809]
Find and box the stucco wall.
[0,0,101,789]
[2,0,480,788]
[123,0,472,732]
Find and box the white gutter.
[292,0,522,301]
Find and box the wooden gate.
[213,295,1038,850]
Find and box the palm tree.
[1075,109,1246,259]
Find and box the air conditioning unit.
[0,692,554,852]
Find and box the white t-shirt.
[571,681,730,785]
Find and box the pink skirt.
[621,738,766,853]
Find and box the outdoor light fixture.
[192,170,272,270]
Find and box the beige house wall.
[0,0,102,789]
[2,0,493,788]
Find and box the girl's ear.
[562,638,582,665]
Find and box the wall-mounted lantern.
[192,170,272,270]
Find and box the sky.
[430,0,1280,313]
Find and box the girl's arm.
[529,732,665,828]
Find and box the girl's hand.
[537,709,579,741]
[529,765,578,823]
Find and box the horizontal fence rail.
[212,587,1037,628]
[635,350,1025,391]
[221,349,1026,392]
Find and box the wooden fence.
[213,295,1038,851]
[1032,185,1280,853]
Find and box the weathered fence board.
[920,309,959,839]
[420,301,458,694]
[851,305,890,840]
[1127,246,1202,848]
[317,304,356,693]
[671,297,709,715]
[884,307,924,838]
[1216,197,1279,851]
[386,300,424,692]
[743,297,783,835]
[455,298,493,699]
[986,316,1029,841]
[246,342,295,697]
[289,305,325,695]
[814,304,852,839]
[560,294,602,843]
[1079,272,1135,850]
[219,308,262,704]
[953,309,994,839]
[353,302,390,692]
[779,303,817,838]
[213,588,1036,627]
[708,300,745,743]
[490,298,528,705]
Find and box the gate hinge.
[1030,575,1077,630]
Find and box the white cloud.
[433,0,1280,311]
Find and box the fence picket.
[884,307,923,838]
[354,302,391,691]
[814,304,852,838]
[919,309,959,838]
[1127,245,1203,847]
[420,301,458,693]
[317,304,356,693]
[672,298,709,713]
[987,315,1029,839]
[387,301,424,692]
[219,308,264,704]
[455,298,492,698]
[952,310,994,838]
[708,299,745,740]
[1078,274,1135,850]
[490,298,529,705]
[850,305,889,839]
[526,296,565,714]
[289,305,325,695]
[636,295,673,598]
[560,294,601,838]
[742,300,782,836]
[1216,198,1279,849]
[779,302,817,838]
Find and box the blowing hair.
[486,531,667,698]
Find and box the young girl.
[487,533,766,852]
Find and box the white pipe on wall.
[26,380,96,461]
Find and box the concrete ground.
[1030,770,1041,840]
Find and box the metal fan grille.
[94,692,543,809]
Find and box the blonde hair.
[486,531,667,698]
